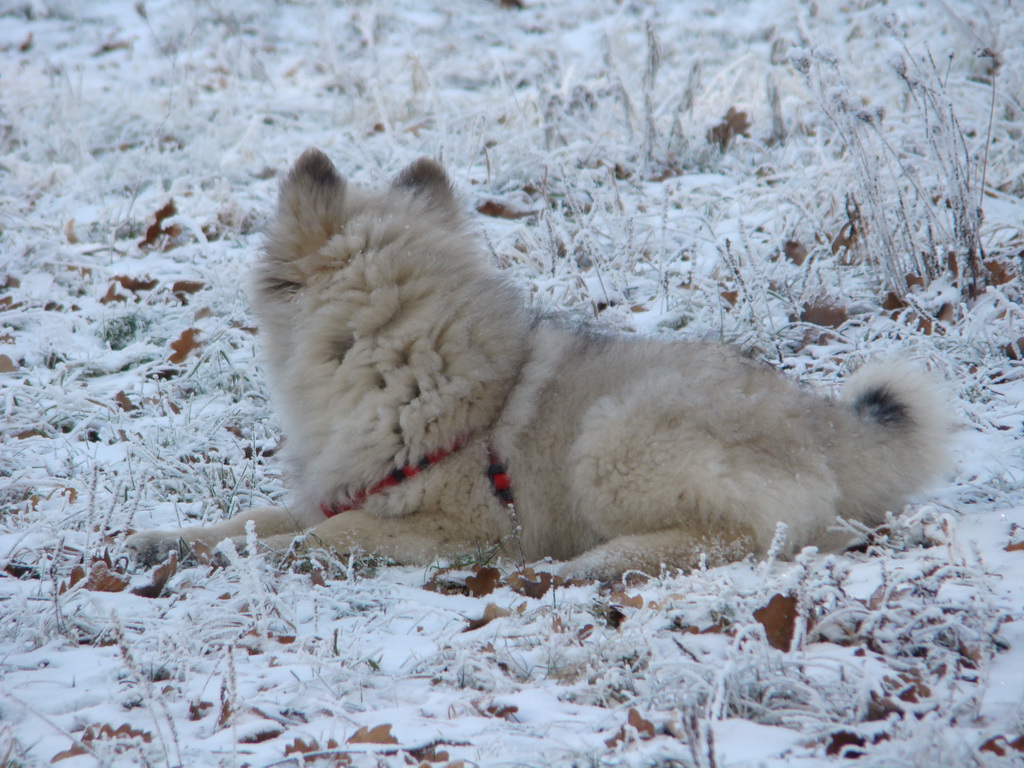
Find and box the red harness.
[320,442,513,518]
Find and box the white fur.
[126,150,954,580]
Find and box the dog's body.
[126,150,952,579]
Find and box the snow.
[2,0,1024,765]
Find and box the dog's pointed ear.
[288,148,345,193]
[267,148,348,262]
[281,148,347,216]
[392,158,455,209]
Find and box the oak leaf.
[465,566,501,597]
[169,328,201,364]
[707,107,751,150]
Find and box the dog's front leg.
[264,507,508,567]
[125,506,307,565]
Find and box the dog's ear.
[267,148,348,262]
[392,158,455,210]
[281,148,346,221]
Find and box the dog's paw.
[124,530,184,567]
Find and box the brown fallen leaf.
[605,708,656,748]
[784,240,808,266]
[0,354,16,373]
[407,742,452,762]
[980,733,1024,756]
[131,552,177,598]
[139,200,178,249]
[169,328,201,364]
[831,197,862,257]
[347,724,398,745]
[59,564,87,595]
[707,106,751,150]
[114,391,137,412]
[882,291,907,311]
[284,737,351,765]
[465,602,512,631]
[477,200,533,219]
[172,280,205,303]
[796,301,847,329]
[52,723,153,762]
[984,259,1015,286]
[82,561,130,593]
[905,272,926,290]
[1003,338,1024,361]
[99,283,129,304]
[826,730,867,757]
[116,275,159,293]
[609,591,644,610]
[239,727,284,744]
[897,310,935,336]
[465,565,501,597]
[506,568,558,599]
[754,593,798,651]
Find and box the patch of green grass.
[102,312,149,351]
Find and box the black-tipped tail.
[851,384,912,427]
[833,360,954,526]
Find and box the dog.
[126,149,952,580]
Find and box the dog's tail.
[833,361,954,524]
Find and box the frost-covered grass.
[1,1,1023,766]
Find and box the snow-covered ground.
[2,0,1023,765]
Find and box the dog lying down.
[126,149,952,580]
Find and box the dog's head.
[256,148,461,304]
[252,148,485,358]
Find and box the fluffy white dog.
[127,149,952,579]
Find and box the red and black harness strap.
[486,450,514,507]
[320,441,514,518]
